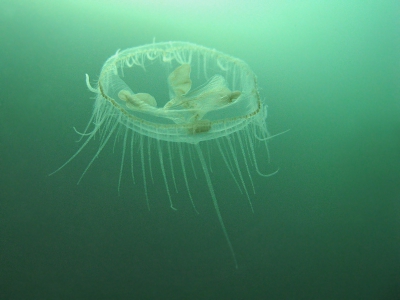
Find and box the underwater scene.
[0,0,399,299]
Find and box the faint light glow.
[93,0,279,20]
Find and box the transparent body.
[53,42,278,268]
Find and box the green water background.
[0,0,399,299]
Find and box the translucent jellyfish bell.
[55,42,279,268]
[87,42,261,143]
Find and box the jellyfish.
[51,42,280,268]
